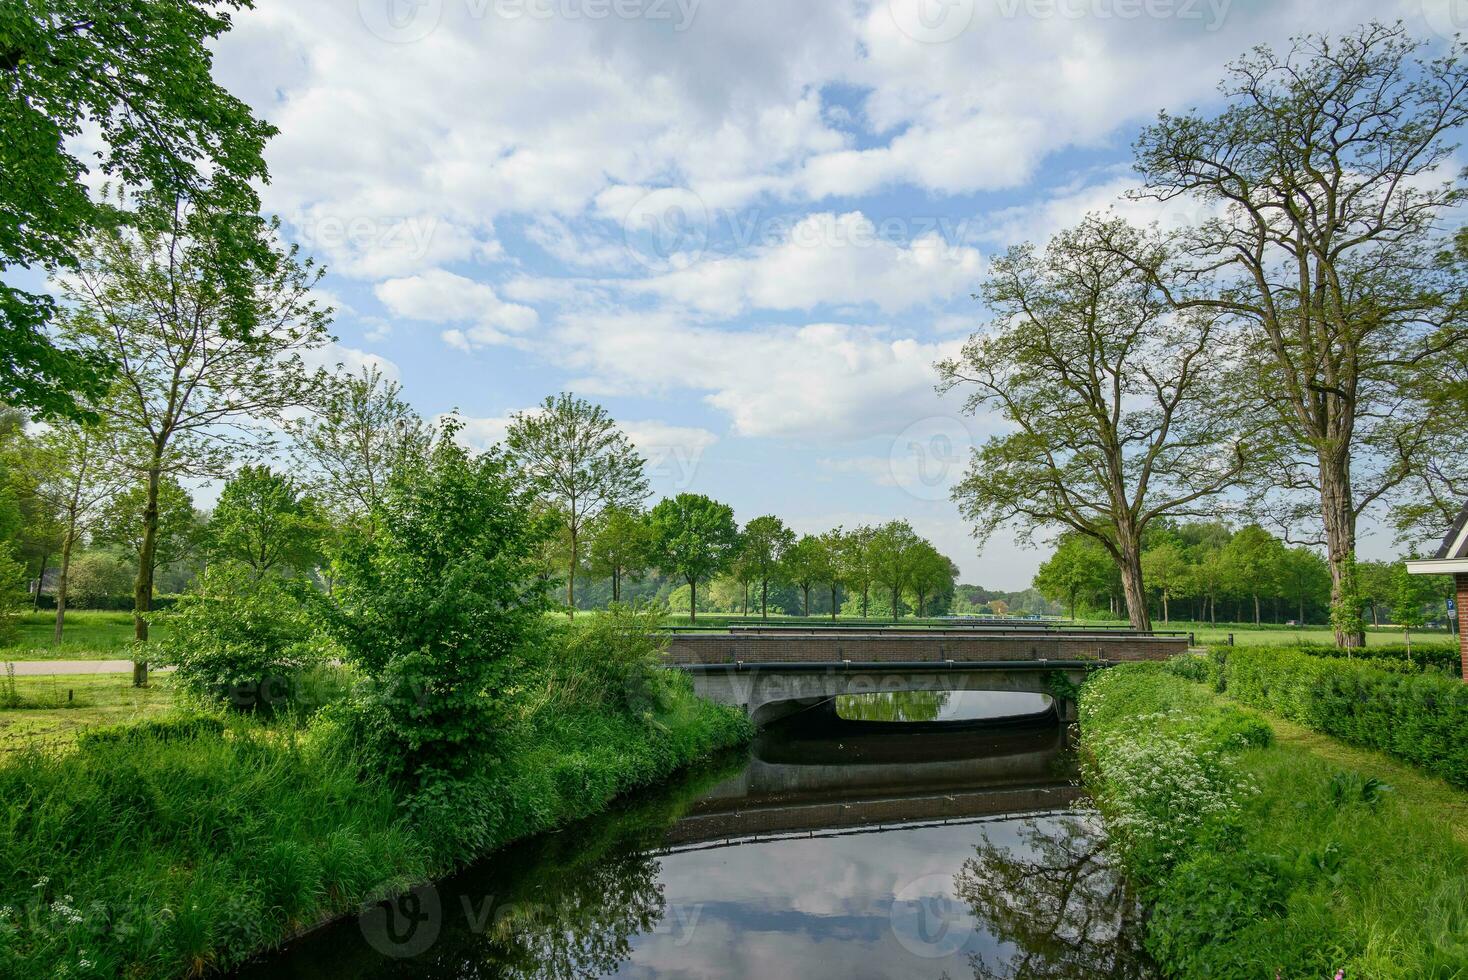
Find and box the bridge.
[664,625,1189,726]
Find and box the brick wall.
[1458,574,1467,682]
[663,631,1188,666]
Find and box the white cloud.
[553,312,964,440]
[374,269,539,347]
[301,343,402,382]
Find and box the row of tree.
[1034,522,1453,631]
[939,23,1468,646]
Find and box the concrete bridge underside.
[684,662,1091,727]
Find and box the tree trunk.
[566,528,577,619]
[1252,593,1260,625]
[1320,452,1363,647]
[861,585,869,619]
[1162,592,1169,623]
[803,585,810,617]
[53,532,75,644]
[1117,546,1151,631]
[742,582,749,616]
[761,576,768,619]
[611,566,620,603]
[689,579,697,624]
[132,464,162,687]
[33,551,48,611]
[892,586,900,622]
[830,583,838,620]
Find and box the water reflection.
[239,715,1151,979]
[836,690,1053,723]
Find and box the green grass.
[1082,664,1468,977]
[0,672,175,745]
[0,665,750,978]
[0,611,170,661]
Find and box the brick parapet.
[662,632,1188,666]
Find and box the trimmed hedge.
[1212,647,1468,787]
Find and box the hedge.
[1210,647,1468,787]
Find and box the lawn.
[0,610,168,661]
[0,671,174,745]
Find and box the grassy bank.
[1080,663,1468,978]
[0,611,159,662]
[0,673,174,743]
[0,669,750,978]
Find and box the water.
[239,695,1152,979]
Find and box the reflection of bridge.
[667,628,1187,726]
[663,722,1083,848]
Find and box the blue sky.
[198,0,1460,586]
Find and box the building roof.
[1438,499,1468,561]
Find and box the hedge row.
[1194,647,1468,787]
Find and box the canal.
[238,692,1153,978]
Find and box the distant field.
[0,671,174,745]
[1075,618,1454,649]
[0,610,168,661]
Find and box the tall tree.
[58,222,330,685]
[289,364,433,524]
[1131,23,1468,645]
[1221,525,1285,625]
[645,493,739,624]
[819,527,846,621]
[781,534,832,618]
[99,476,205,592]
[739,514,795,619]
[506,393,648,617]
[1278,546,1330,626]
[1,1,279,419]
[939,218,1251,631]
[208,465,325,579]
[11,419,128,640]
[586,505,650,604]
[907,541,957,619]
[868,520,923,622]
[837,525,877,619]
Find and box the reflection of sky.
[934,692,1050,721]
[610,818,1052,979]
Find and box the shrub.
[151,564,326,713]
[547,602,673,717]
[327,434,555,790]
[1220,647,1468,787]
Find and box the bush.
[151,565,326,714]
[547,603,673,717]
[1218,647,1468,787]
[327,436,555,790]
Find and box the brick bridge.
[663,626,1189,726]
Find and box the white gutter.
[1405,558,1468,576]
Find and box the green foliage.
[737,514,795,617]
[328,433,555,788]
[1219,647,1468,787]
[151,564,326,713]
[1083,663,1468,977]
[207,465,326,578]
[547,602,672,717]
[1034,533,1114,619]
[645,493,740,622]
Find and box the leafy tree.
[506,393,648,617]
[289,364,433,523]
[328,426,554,789]
[781,534,832,618]
[98,476,204,589]
[645,493,740,624]
[818,528,846,620]
[1141,541,1190,623]
[1277,547,1330,626]
[1356,560,1397,628]
[1389,562,1443,661]
[1132,23,1468,645]
[836,525,877,619]
[1,0,278,419]
[10,418,128,639]
[939,218,1251,631]
[1189,546,1228,624]
[58,221,329,684]
[907,541,957,618]
[1221,526,1285,625]
[586,505,650,604]
[66,549,133,605]
[1330,553,1368,652]
[868,520,923,622]
[1034,533,1114,621]
[208,465,326,579]
[738,514,795,619]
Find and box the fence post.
[1228,633,1235,647]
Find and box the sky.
[195,0,1464,587]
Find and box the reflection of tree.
[838,690,953,722]
[955,814,1153,979]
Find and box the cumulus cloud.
[374,269,539,347]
